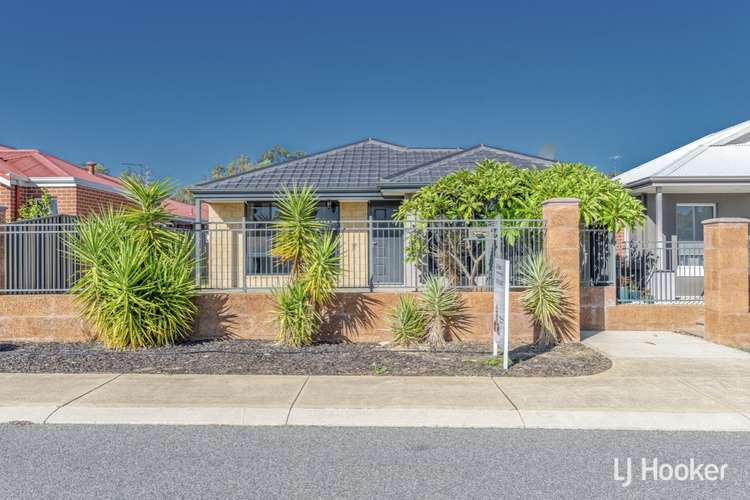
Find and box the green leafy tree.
[257,145,305,166]
[171,186,195,204]
[396,160,644,287]
[18,190,54,220]
[396,160,644,231]
[209,146,305,180]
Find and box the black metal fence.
[580,229,704,304]
[0,215,79,294]
[195,218,545,291]
[580,229,615,286]
[0,216,545,294]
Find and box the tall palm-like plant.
[301,231,341,309]
[271,185,324,274]
[271,280,319,347]
[419,276,463,348]
[269,185,341,347]
[69,178,196,349]
[518,254,568,348]
[119,174,179,251]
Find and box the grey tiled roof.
[381,145,554,186]
[193,139,457,193]
[191,139,553,196]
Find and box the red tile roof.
[163,198,208,221]
[0,145,123,189]
[0,145,204,219]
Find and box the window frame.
[244,201,340,276]
[675,203,716,241]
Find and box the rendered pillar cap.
[702,217,750,225]
[541,198,579,206]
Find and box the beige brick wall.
[206,202,244,289]
[204,199,373,289]
[205,201,291,290]
[339,201,369,287]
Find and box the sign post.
[492,255,511,370]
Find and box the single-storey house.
[0,145,201,223]
[615,119,750,243]
[190,138,554,290]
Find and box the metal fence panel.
[195,219,544,292]
[581,230,704,304]
[0,215,79,294]
[614,240,704,304]
[0,217,545,294]
[580,229,615,286]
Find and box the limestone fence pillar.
[542,198,581,342]
[703,218,750,348]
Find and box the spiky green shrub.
[518,254,568,348]
[389,296,427,346]
[270,185,341,346]
[68,178,196,349]
[271,185,324,274]
[301,231,341,308]
[271,280,320,347]
[419,276,463,348]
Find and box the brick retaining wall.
[580,286,704,332]
[193,291,536,344]
[0,289,709,344]
[0,291,536,344]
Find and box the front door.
[369,202,403,285]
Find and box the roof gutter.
[625,176,750,190]
[191,188,385,201]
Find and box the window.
[244,201,339,275]
[49,198,58,215]
[675,204,715,241]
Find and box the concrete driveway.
[582,330,750,360]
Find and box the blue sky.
[1,0,748,186]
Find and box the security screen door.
[369,202,404,285]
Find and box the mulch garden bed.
[0,340,610,377]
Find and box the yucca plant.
[271,184,325,274]
[68,179,196,350]
[271,280,319,347]
[389,296,427,347]
[269,185,343,347]
[301,231,342,309]
[119,174,180,251]
[518,253,568,348]
[419,276,463,348]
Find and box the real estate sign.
[492,255,510,369]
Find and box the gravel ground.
[0,340,610,377]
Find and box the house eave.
[0,174,124,195]
[192,188,388,202]
[628,176,750,194]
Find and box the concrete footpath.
[1,331,749,431]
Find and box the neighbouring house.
[0,145,201,222]
[612,119,750,304]
[616,119,750,243]
[189,138,554,290]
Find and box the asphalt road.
[1,424,748,499]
